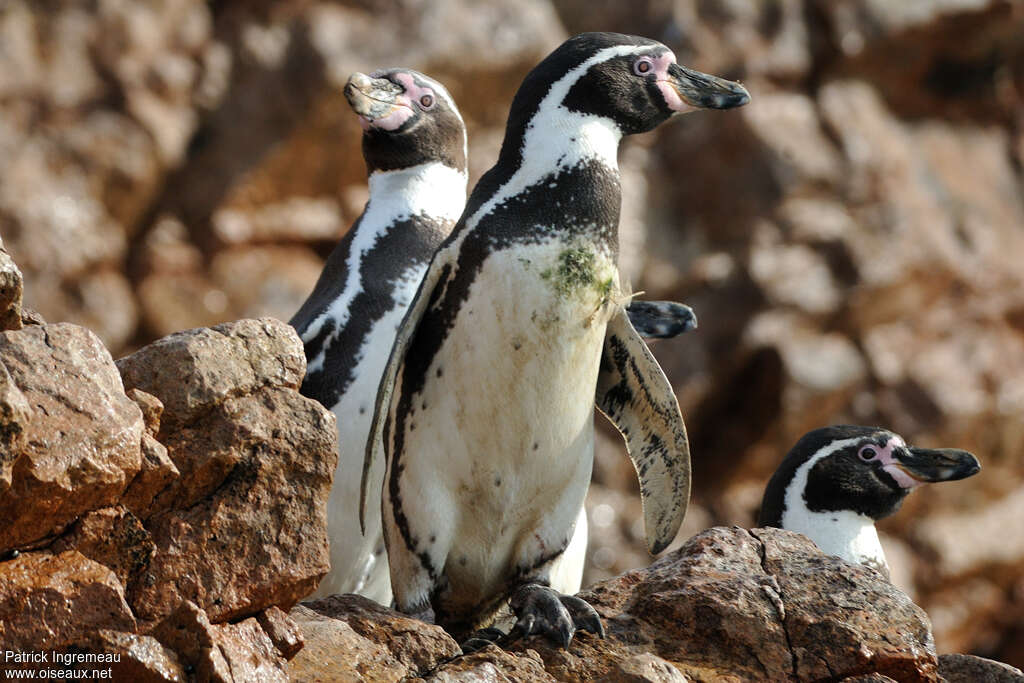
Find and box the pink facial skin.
[361,71,436,131]
[872,437,922,489]
[647,52,697,115]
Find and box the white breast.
[387,239,619,610]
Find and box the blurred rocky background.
[1,0,1022,670]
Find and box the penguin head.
[758,425,981,527]
[345,69,467,174]
[506,32,749,141]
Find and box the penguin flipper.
[360,250,452,533]
[595,308,691,555]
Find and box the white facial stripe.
[782,437,863,526]
[461,43,653,236]
[781,436,889,569]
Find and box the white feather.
[303,160,466,373]
[781,437,889,570]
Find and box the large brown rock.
[151,601,289,683]
[49,506,156,588]
[0,550,136,651]
[0,238,22,332]
[289,528,944,682]
[119,318,336,625]
[53,630,187,683]
[117,317,306,434]
[288,596,462,682]
[938,653,1024,682]
[0,323,144,552]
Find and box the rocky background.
[2,0,1023,676]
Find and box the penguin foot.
[459,626,507,654]
[508,584,604,648]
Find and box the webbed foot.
[508,583,604,648]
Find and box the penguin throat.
[782,507,888,571]
[367,161,467,225]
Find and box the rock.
[117,317,306,434]
[129,394,334,619]
[151,601,289,683]
[0,238,22,331]
[56,630,187,683]
[0,323,143,552]
[257,606,304,660]
[938,653,1024,682]
[0,550,136,650]
[119,433,181,521]
[49,506,155,588]
[288,596,461,682]
[428,648,556,682]
[516,527,939,681]
[120,389,181,519]
[292,528,941,681]
[120,319,335,625]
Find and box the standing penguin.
[758,425,980,577]
[291,68,468,602]
[363,32,749,646]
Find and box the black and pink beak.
[664,62,750,111]
[345,72,414,131]
[892,447,980,486]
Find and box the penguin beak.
[345,72,411,128]
[893,447,981,485]
[663,63,750,111]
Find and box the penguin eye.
[419,94,435,109]
[633,57,654,76]
[858,446,878,461]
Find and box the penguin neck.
[498,112,622,174]
[782,505,888,570]
[366,161,467,227]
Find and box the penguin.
[289,65,696,605]
[758,425,980,577]
[290,68,468,603]
[362,32,749,647]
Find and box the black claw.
[509,583,598,649]
[559,594,605,639]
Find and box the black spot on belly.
[436,367,443,378]
[494,475,502,487]
[532,442,539,451]
[430,534,437,544]
[359,406,367,415]
[459,556,467,566]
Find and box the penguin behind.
[364,32,749,647]
[290,68,468,603]
[758,425,980,577]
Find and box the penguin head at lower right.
[345,68,467,175]
[759,425,981,528]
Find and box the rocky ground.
[3,243,1024,680]
[2,0,1024,677]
